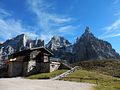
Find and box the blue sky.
[0,0,120,53]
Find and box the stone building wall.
[36,62,50,73]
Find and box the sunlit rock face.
[46,36,73,61]
[73,27,120,61]
[0,27,120,64]
[46,35,71,51]
[0,34,44,60]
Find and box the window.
[44,56,48,62]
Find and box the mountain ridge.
[0,27,120,63]
[73,27,120,61]
[0,34,44,60]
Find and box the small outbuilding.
[7,47,53,77]
[50,58,72,72]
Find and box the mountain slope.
[46,35,71,51]
[46,36,73,62]
[73,27,120,61]
[71,60,120,77]
[0,27,120,62]
[0,34,44,60]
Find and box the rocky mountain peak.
[0,34,44,60]
[52,35,70,45]
[85,26,91,33]
[52,35,61,40]
[73,27,120,61]
[0,27,120,63]
[79,27,97,43]
[46,35,71,51]
[12,34,28,40]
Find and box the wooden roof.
[9,47,53,58]
[30,47,53,56]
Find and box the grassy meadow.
[62,69,120,90]
[27,60,120,90]
[27,69,67,79]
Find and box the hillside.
[71,60,120,78]
[63,69,120,90]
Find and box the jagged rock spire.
[85,26,90,33]
[46,35,71,51]
[73,26,120,60]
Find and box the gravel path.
[0,78,94,90]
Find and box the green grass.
[27,69,67,79]
[71,60,120,78]
[62,69,120,90]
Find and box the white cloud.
[100,18,120,38]
[28,0,72,30]
[58,26,74,33]
[100,0,120,38]
[113,33,120,36]
[58,25,80,34]
[27,0,78,42]
[0,8,11,18]
[112,0,120,4]
[0,8,38,41]
[114,12,120,16]
[0,0,79,43]
[100,33,120,38]
[105,19,120,32]
[40,33,53,43]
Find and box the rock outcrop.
[46,36,72,51]
[46,36,73,61]
[0,27,120,63]
[0,34,44,60]
[73,27,120,61]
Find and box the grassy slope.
[27,60,120,90]
[71,60,120,77]
[27,69,67,79]
[63,70,120,90]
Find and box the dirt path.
[0,78,94,90]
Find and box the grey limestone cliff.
[73,27,120,61]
